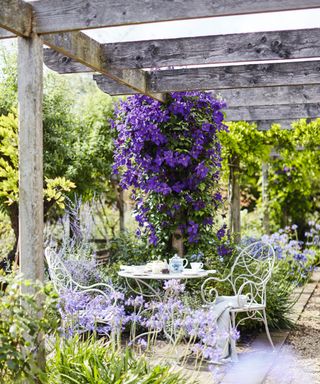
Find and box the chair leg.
[262,308,275,350]
[229,311,238,362]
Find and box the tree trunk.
[228,153,241,242]
[172,228,184,256]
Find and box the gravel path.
[265,283,320,384]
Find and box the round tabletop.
[118,269,216,280]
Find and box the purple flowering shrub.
[59,280,236,363]
[112,92,227,253]
[261,225,315,281]
[305,220,320,266]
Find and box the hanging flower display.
[112,91,227,252]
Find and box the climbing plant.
[112,92,227,255]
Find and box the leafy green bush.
[0,273,59,383]
[47,335,189,384]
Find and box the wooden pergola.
[1,0,320,282]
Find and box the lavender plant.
[112,92,227,253]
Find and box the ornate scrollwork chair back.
[45,246,75,292]
[44,246,116,301]
[201,241,276,349]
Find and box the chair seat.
[230,303,265,312]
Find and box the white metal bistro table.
[118,269,217,300]
[118,268,217,343]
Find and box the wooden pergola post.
[228,153,241,242]
[18,33,44,284]
[262,161,270,234]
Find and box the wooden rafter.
[0,28,15,39]
[93,60,320,95]
[218,85,320,107]
[93,77,320,108]
[26,0,320,34]
[43,27,320,71]
[42,32,164,101]
[0,0,32,37]
[226,103,320,121]
[148,61,320,93]
[100,28,320,70]
[1,0,320,36]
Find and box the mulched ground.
[265,284,320,384]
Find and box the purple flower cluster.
[112,92,227,246]
[305,220,320,247]
[59,279,234,362]
[261,225,314,264]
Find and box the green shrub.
[47,335,190,384]
[0,273,59,383]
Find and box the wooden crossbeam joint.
[42,32,164,101]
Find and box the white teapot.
[169,254,188,273]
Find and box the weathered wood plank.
[31,0,320,34]
[44,49,90,73]
[93,76,320,107]
[257,120,293,130]
[18,33,44,283]
[226,103,320,121]
[45,28,320,71]
[0,0,32,37]
[101,28,320,69]
[42,32,164,101]
[147,61,320,92]
[228,154,241,240]
[0,28,15,39]
[219,85,320,107]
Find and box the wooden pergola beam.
[42,32,164,101]
[220,85,320,107]
[92,79,320,107]
[27,0,320,34]
[100,28,320,70]
[226,103,320,121]
[0,28,15,39]
[0,0,32,37]
[94,60,320,94]
[257,120,294,130]
[44,27,320,71]
[148,61,320,92]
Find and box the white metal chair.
[44,247,117,332]
[201,241,276,349]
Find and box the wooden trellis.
[1,0,320,282]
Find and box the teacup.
[190,262,203,272]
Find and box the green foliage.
[220,121,271,174]
[0,112,76,212]
[220,119,320,231]
[0,211,14,261]
[0,113,18,206]
[43,73,115,201]
[267,119,320,231]
[0,48,17,116]
[0,273,59,383]
[47,335,189,384]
